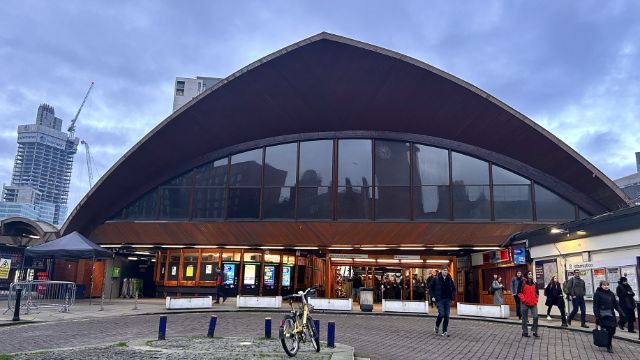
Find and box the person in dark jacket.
[510,271,523,320]
[518,271,540,337]
[214,266,227,304]
[564,269,589,328]
[352,275,363,302]
[429,266,456,337]
[616,277,637,333]
[544,275,568,327]
[593,280,624,353]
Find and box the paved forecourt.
[1,311,639,360]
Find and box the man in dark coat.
[594,280,624,353]
[429,266,456,337]
[564,269,589,328]
[616,277,637,333]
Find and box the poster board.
[0,258,11,279]
[534,259,557,289]
[264,265,275,287]
[205,264,213,275]
[244,264,256,286]
[186,265,194,278]
[606,267,621,285]
[282,266,291,287]
[223,264,235,285]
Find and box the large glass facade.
[115,138,585,223]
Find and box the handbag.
[599,308,613,318]
[592,326,609,348]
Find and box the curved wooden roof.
[63,32,630,236]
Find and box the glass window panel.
[195,159,227,186]
[375,186,410,219]
[337,186,372,219]
[125,190,157,220]
[159,187,190,219]
[299,140,333,186]
[263,187,295,219]
[244,252,262,262]
[338,139,372,187]
[227,188,260,218]
[199,252,219,282]
[413,186,450,219]
[222,252,241,262]
[265,254,281,263]
[183,253,198,281]
[452,152,489,185]
[374,140,410,186]
[297,187,333,219]
[167,254,180,281]
[492,165,530,185]
[164,171,192,187]
[413,145,449,185]
[265,143,297,186]
[229,148,263,186]
[452,185,490,220]
[535,184,576,221]
[192,188,225,219]
[494,185,532,220]
[201,252,220,262]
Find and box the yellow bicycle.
[279,287,320,356]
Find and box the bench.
[457,302,510,318]
[165,296,213,309]
[236,295,282,308]
[382,300,429,314]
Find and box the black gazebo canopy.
[25,231,112,259]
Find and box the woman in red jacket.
[518,271,540,338]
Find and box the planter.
[457,302,510,318]
[308,298,353,311]
[382,300,429,313]
[165,296,212,309]
[236,295,282,308]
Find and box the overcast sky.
[1,1,639,223]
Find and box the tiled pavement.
[1,310,639,359]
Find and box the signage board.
[223,264,235,285]
[329,254,369,259]
[534,259,557,289]
[111,266,121,278]
[282,266,292,287]
[512,246,526,265]
[264,265,275,286]
[394,255,420,260]
[566,258,636,271]
[0,258,11,279]
[244,264,256,285]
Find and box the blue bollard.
[265,317,272,339]
[327,321,335,348]
[313,319,320,340]
[207,315,217,338]
[158,315,167,340]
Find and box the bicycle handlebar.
[282,287,317,301]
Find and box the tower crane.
[80,140,98,188]
[67,81,94,138]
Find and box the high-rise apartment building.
[172,76,221,112]
[0,104,79,225]
[614,152,640,205]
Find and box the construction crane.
[67,81,94,138]
[80,140,98,188]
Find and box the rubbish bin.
[359,287,374,312]
[76,284,86,299]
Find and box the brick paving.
[1,311,639,359]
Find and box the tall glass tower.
[0,104,79,225]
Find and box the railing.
[6,281,76,313]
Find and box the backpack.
[489,283,495,295]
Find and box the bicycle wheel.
[279,315,299,357]
[306,316,320,352]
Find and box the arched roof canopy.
[1,217,59,246]
[63,32,630,235]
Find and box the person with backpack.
[593,280,624,353]
[215,266,228,304]
[544,275,568,327]
[490,274,504,305]
[616,277,637,333]
[518,271,540,338]
[510,270,524,319]
[564,269,589,328]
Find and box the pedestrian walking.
[214,266,227,304]
[616,277,637,333]
[352,275,363,302]
[510,270,524,319]
[518,271,540,338]
[429,266,456,337]
[564,269,589,328]
[593,280,624,353]
[544,275,568,327]
[491,275,504,305]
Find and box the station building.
[60,33,630,304]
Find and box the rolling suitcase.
[592,326,609,348]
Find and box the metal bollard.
[12,288,22,322]
[313,319,320,340]
[158,315,167,340]
[133,291,139,310]
[327,321,336,348]
[207,315,217,338]
[265,317,272,339]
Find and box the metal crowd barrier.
[6,281,76,313]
